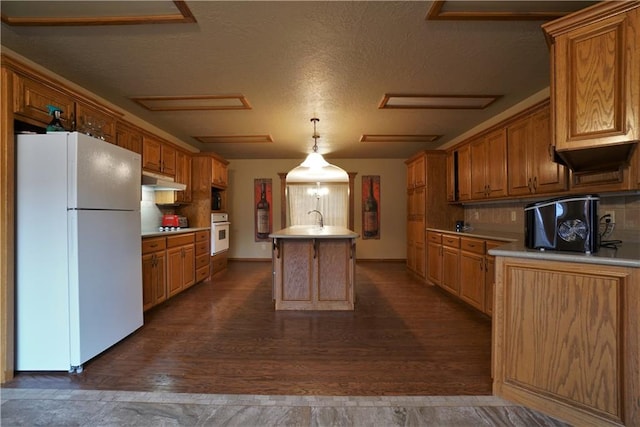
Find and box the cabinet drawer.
[196,266,209,282]
[442,234,460,248]
[142,237,166,254]
[427,231,442,244]
[195,241,209,256]
[167,233,194,248]
[195,230,209,243]
[461,237,485,254]
[195,253,209,269]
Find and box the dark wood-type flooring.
[4,261,493,396]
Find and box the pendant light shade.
[286,118,348,183]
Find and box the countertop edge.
[270,226,359,239]
[489,242,640,268]
[425,227,521,243]
[142,227,211,238]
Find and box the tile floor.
[1,388,569,426]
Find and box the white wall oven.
[211,212,230,255]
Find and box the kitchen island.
[270,226,359,310]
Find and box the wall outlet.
[510,211,516,222]
[474,211,479,220]
[604,210,615,223]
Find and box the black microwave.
[524,195,600,254]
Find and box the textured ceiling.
[0,1,593,160]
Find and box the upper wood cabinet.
[406,154,426,189]
[12,73,75,130]
[75,101,116,143]
[175,150,192,203]
[543,3,639,152]
[456,145,471,201]
[142,135,177,177]
[470,129,507,199]
[507,104,568,196]
[115,121,143,154]
[211,157,228,188]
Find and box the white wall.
[226,159,407,260]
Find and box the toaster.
[161,214,180,227]
[524,195,600,253]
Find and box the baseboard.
[228,258,407,263]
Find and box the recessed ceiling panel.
[360,135,441,143]
[195,135,273,144]
[379,94,500,110]
[0,1,195,25]
[427,1,599,21]
[132,95,251,111]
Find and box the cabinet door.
[441,247,459,295]
[413,155,425,187]
[115,122,143,154]
[470,137,488,199]
[182,244,195,289]
[142,136,163,173]
[459,251,485,312]
[446,151,456,201]
[486,129,508,198]
[426,241,442,285]
[154,251,167,305]
[166,246,184,297]
[531,107,567,194]
[141,253,156,311]
[13,74,75,129]
[457,145,471,201]
[175,151,192,203]
[507,115,533,196]
[484,254,495,316]
[552,8,639,151]
[75,101,116,143]
[162,144,177,177]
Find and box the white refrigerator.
[16,132,143,373]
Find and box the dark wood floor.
[4,261,493,396]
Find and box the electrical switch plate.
[510,211,516,222]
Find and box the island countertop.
[270,225,359,239]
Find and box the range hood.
[554,142,637,173]
[141,172,186,191]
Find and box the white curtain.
[287,183,348,227]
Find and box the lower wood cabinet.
[211,251,228,276]
[141,237,166,312]
[142,231,209,312]
[194,230,210,282]
[166,233,195,297]
[493,256,640,426]
[426,230,509,316]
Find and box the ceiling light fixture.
[286,118,348,183]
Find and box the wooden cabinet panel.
[470,130,508,199]
[426,240,442,285]
[167,246,185,297]
[446,151,456,201]
[142,136,177,177]
[142,251,166,311]
[441,246,459,296]
[494,257,639,426]
[75,101,116,143]
[115,121,143,154]
[470,137,488,199]
[211,157,228,188]
[545,4,639,152]
[508,104,568,196]
[459,250,485,311]
[456,145,471,201]
[175,150,192,203]
[281,240,314,302]
[13,74,75,129]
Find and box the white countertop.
[141,227,210,238]
[489,241,640,268]
[426,227,522,243]
[270,225,359,239]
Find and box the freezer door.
[68,132,141,210]
[68,209,143,366]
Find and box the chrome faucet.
[308,210,324,228]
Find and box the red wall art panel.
[254,178,273,242]
[362,175,380,240]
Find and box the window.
[287,183,349,227]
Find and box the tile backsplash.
[464,194,640,243]
[141,187,163,233]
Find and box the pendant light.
[286,118,349,183]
